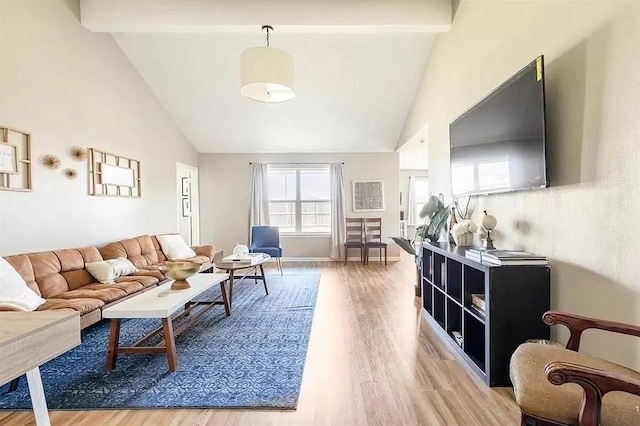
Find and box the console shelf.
[420,242,550,387]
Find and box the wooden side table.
[0,311,81,426]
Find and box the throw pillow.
[86,258,137,284]
[156,234,196,260]
[0,258,46,311]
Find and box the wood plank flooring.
[0,257,521,425]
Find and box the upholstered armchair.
[510,311,640,426]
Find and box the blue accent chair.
[250,226,283,274]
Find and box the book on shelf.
[465,249,548,266]
[468,304,486,319]
[471,294,485,311]
[452,331,463,348]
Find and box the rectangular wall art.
[0,126,32,192]
[352,180,385,212]
[89,148,141,197]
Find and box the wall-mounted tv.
[450,56,548,197]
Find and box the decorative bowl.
[163,261,200,290]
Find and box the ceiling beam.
[80,0,452,34]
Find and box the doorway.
[176,163,200,246]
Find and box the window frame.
[268,166,331,235]
[412,176,429,223]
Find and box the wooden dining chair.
[364,217,387,265]
[343,218,365,264]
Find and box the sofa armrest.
[546,361,640,426]
[191,245,215,261]
[543,310,640,351]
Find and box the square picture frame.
[181,177,190,197]
[181,197,191,217]
[0,142,18,175]
[352,180,385,212]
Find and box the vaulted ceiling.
[81,0,451,153]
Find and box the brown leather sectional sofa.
[2,234,215,329]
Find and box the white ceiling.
[113,32,436,153]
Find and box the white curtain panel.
[249,163,271,234]
[329,163,346,260]
[407,176,416,226]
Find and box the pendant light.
[241,25,295,103]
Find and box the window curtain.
[407,176,416,226]
[249,163,270,236]
[329,163,346,260]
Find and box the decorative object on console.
[352,180,385,212]
[450,219,478,247]
[448,207,458,243]
[390,193,450,297]
[42,154,61,170]
[481,210,497,249]
[89,148,141,197]
[70,146,87,161]
[233,244,250,256]
[64,168,78,180]
[162,261,201,290]
[0,125,32,192]
[241,25,295,104]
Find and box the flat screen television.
[449,56,548,197]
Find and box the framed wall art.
[89,148,141,197]
[0,125,32,192]
[352,180,385,212]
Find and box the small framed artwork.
[353,180,385,212]
[181,198,191,217]
[181,177,190,197]
[0,142,18,175]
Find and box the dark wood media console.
[420,242,551,387]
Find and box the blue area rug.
[0,274,320,410]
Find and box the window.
[413,177,430,220]
[268,166,331,234]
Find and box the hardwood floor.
[0,257,521,425]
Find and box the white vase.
[452,231,474,247]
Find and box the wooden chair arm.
[542,310,640,351]
[546,361,640,426]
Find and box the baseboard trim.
[278,256,401,262]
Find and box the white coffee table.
[102,273,229,372]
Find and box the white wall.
[400,1,640,369]
[0,0,198,255]
[199,153,400,259]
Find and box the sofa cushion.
[0,258,46,311]
[511,342,640,426]
[100,235,160,269]
[108,280,144,295]
[3,254,39,295]
[53,284,127,303]
[156,234,196,260]
[55,248,100,290]
[115,275,160,288]
[27,251,67,298]
[37,297,104,315]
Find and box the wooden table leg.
[106,319,121,371]
[228,269,235,309]
[220,280,231,316]
[26,367,50,426]
[259,264,269,295]
[162,317,178,372]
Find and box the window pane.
[301,201,331,233]
[300,169,330,200]
[414,178,429,202]
[269,202,295,233]
[268,169,297,201]
[416,202,426,222]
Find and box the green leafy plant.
[391,194,450,256]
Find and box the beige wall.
[0,0,197,256]
[400,1,640,368]
[199,153,400,259]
